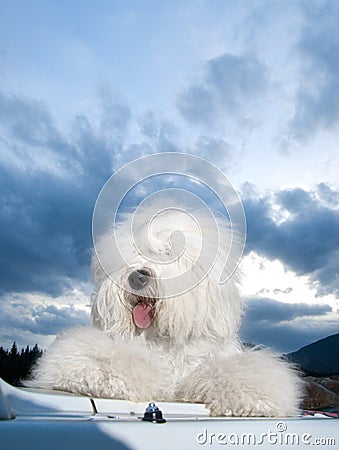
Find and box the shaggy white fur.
[26,207,303,416]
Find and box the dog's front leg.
[175,349,303,417]
[25,327,162,402]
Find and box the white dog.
[26,206,302,416]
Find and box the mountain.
[287,333,339,375]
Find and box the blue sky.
[0,0,338,352]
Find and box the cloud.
[137,111,182,155]
[193,136,232,165]
[0,90,131,296]
[288,0,339,139]
[176,53,269,128]
[0,93,52,150]
[316,182,339,207]
[29,304,90,335]
[139,111,160,139]
[0,89,235,299]
[0,298,90,338]
[243,297,331,323]
[240,296,336,352]
[98,86,132,135]
[2,87,338,303]
[243,184,339,297]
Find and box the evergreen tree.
[0,342,43,386]
[10,342,18,357]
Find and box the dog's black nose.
[128,269,151,290]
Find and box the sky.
[0,0,338,353]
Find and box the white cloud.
[240,252,337,306]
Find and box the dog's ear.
[91,278,134,337]
[91,278,117,330]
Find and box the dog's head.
[91,206,243,344]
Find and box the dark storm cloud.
[240,297,336,353]
[1,85,338,307]
[0,91,129,296]
[240,317,339,354]
[176,53,269,127]
[243,184,339,297]
[289,0,339,139]
[243,297,331,323]
[0,164,91,295]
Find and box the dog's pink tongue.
[132,304,155,329]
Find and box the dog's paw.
[206,397,282,417]
[176,350,302,417]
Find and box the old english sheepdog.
[27,206,302,416]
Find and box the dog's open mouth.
[132,302,155,329]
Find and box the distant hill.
[287,333,339,375]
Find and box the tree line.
[0,342,43,386]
